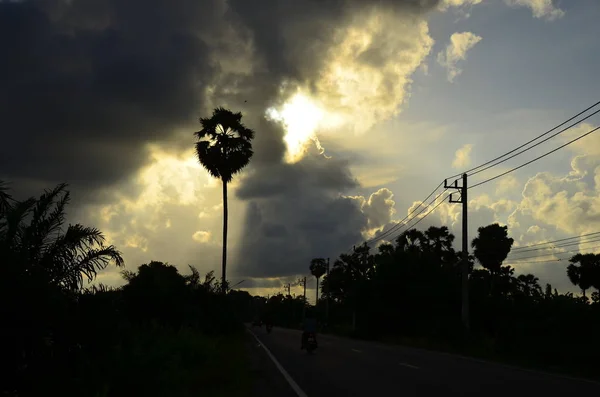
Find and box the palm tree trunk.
[222,180,228,294]
[316,277,320,304]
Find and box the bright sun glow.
[266,91,342,163]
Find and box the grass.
[90,326,252,397]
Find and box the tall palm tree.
[0,181,124,292]
[309,258,327,303]
[194,107,255,293]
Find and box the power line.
[509,236,600,255]
[363,181,447,246]
[506,244,600,261]
[366,187,451,247]
[447,100,600,180]
[511,231,600,251]
[401,196,449,234]
[379,192,452,245]
[506,258,565,265]
[469,125,600,190]
[469,108,600,177]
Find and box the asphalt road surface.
[247,326,600,397]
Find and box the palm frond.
[185,265,201,287]
[41,224,105,266]
[1,197,37,254]
[53,245,124,292]
[22,185,70,264]
[0,180,15,216]
[194,107,255,183]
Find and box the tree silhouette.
[0,182,124,292]
[471,223,514,296]
[263,222,600,376]
[194,108,255,293]
[567,253,600,298]
[516,274,543,299]
[0,181,127,396]
[310,258,327,303]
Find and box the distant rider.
[301,307,318,349]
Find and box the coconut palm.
[194,107,255,293]
[309,258,327,303]
[0,181,124,293]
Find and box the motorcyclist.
[301,307,318,349]
[263,311,274,331]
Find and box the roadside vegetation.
[0,180,255,397]
[257,224,600,380]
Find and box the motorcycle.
[266,323,273,333]
[305,332,318,354]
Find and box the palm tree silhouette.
[566,253,599,298]
[0,182,124,292]
[310,258,327,304]
[194,107,255,293]
[471,223,514,296]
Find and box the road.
[247,326,600,397]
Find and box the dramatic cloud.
[357,188,397,232]
[437,32,482,82]
[0,0,443,284]
[228,0,441,279]
[504,0,565,21]
[261,7,436,162]
[452,144,474,169]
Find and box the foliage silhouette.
[567,253,600,297]
[0,181,254,397]
[472,223,514,296]
[253,223,600,378]
[194,107,255,294]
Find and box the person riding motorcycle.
[301,308,318,350]
[262,312,274,332]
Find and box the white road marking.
[352,349,362,353]
[247,329,308,397]
[399,363,420,369]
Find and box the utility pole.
[303,277,307,303]
[446,173,470,333]
[285,283,291,297]
[302,276,306,321]
[325,257,330,328]
[300,277,307,321]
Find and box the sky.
[2,0,600,299]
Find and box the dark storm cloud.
[229,0,440,278]
[236,154,358,199]
[0,0,220,197]
[237,186,368,279]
